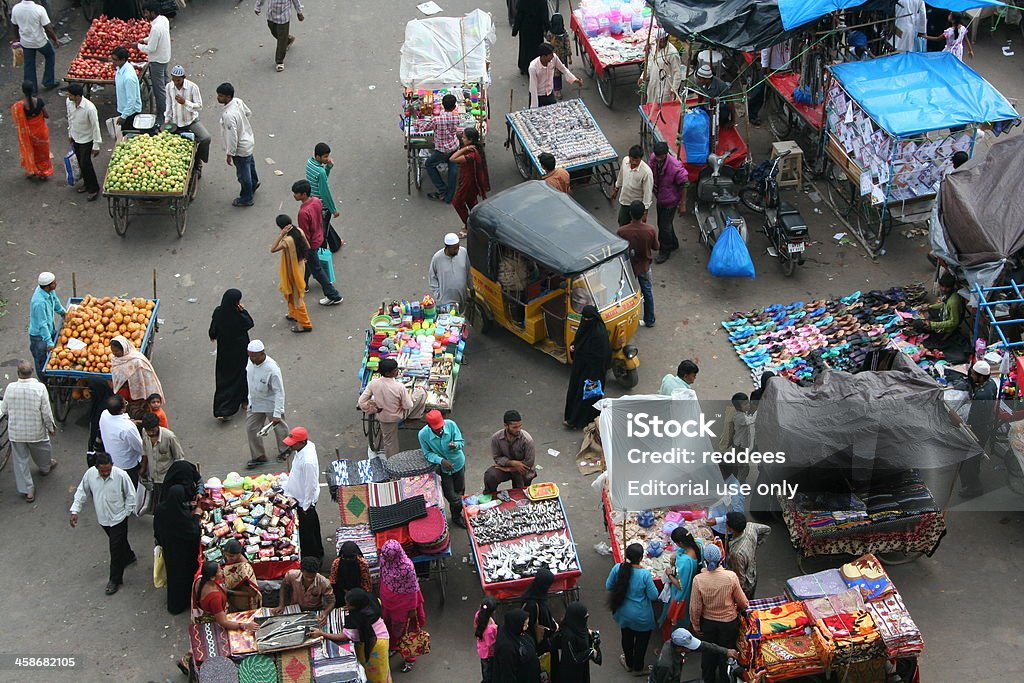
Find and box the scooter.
[741,150,808,276]
[694,149,747,249]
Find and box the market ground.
[1,2,1022,681]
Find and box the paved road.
[0,2,1022,681]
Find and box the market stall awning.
[400,8,495,90]
[829,51,1019,137]
[467,181,628,275]
[778,0,1005,31]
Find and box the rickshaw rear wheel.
[613,364,639,389]
[472,300,494,333]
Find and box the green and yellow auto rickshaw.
[466,181,642,387]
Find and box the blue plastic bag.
[582,379,604,401]
[708,225,755,278]
[681,107,710,165]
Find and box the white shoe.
[319,297,343,306]
[276,64,284,72]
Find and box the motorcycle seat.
[779,201,802,216]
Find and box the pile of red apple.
[67,56,144,81]
[79,16,150,62]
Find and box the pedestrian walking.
[521,567,558,653]
[417,409,467,528]
[27,271,65,380]
[641,29,682,103]
[605,543,658,676]
[450,126,490,232]
[138,2,171,126]
[0,361,57,503]
[357,357,427,457]
[164,65,212,164]
[139,412,184,509]
[545,14,572,98]
[650,141,688,263]
[11,0,59,93]
[11,81,54,181]
[112,46,143,132]
[493,609,540,683]
[153,460,202,615]
[428,232,471,310]
[555,601,600,683]
[292,179,344,306]
[66,83,103,201]
[617,200,660,328]
[612,145,654,226]
[99,395,145,486]
[271,214,314,332]
[423,95,461,203]
[244,340,289,467]
[217,83,259,207]
[209,289,255,420]
[527,43,581,108]
[689,544,748,683]
[512,0,549,75]
[927,11,973,60]
[282,426,325,562]
[306,142,344,242]
[255,0,304,72]
[475,597,499,683]
[724,512,770,598]
[378,540,426,673]
[69,452,137,596]
[563,305,611,429]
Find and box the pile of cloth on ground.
[722,286,930,385]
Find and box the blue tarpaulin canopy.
[778,0,1005,31]
[829,52,1018,137]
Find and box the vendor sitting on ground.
[273,556,336,626]
[692,64,735,127]
[649,628,739,683]
[924,273,965,337]
[483,410,537,494]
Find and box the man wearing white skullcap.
[428,233,471,310]
[693,62,735,126]
[164,64,212,163]
[960,359,997,498]
[245,340,290,467]
[28,272,65,379]
[641,28,682,104]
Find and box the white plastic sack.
[400,8,495,90]
[64,148,79,186]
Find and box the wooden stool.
[772,140,803,189]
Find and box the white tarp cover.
[400,9,495,90]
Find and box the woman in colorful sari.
[178,561,258,675]
[329,540,373,606]
[660,527,701,639]
[110,335,164,419]
[271,214,313,332]
[222,539,262,612]
[11,81,54,181]
[312,588,392,683]
[449,126,490,233]
[378,540,426,673]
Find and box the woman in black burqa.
[494,608,541,683]
[555,601,598,683]
[153,460,203,615]
[564,305,612,429]
[513,0,550,75]
[521,567,559,653]
[208,289,254,420]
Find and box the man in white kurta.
[894,0,927,52]
[643,29,682,103]
[428,232,471,310]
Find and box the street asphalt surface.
[0,2,1022,681]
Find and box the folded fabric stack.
[757,634,826,681]
[786,568,848,600]
[866,592,924,658]
[802,589,865,623]
[840,554,895,601]
[746,601,811,640]
[855,470,939,522]
[334,524,379,580]
[811,609,886,667]
[311,639,361,683]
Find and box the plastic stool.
[772,140,803,189]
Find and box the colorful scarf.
[110,335,163,399]
[378,540,419,595]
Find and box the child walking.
[546,14,572,98]
[475,597,498,683]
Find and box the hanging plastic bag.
[582,379,604,401]
[318,247,336,284]
[682,107,710,165]
[154,546,167,588]
[64,148,79,187]
[708,225,755,278]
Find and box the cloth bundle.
[802,589,865,623]
[840,554,895,601]
[399,473,443,508]
[866,592,924,658]
[745,601,811,640]
[334,524,379,579]
[812,610,885,667]
[328,458,387,489]
[757,633,826,681]
[786,568,848,600]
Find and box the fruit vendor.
[483,410,537,494]
[164,65,212,164]
[27,271,65,380]
[418,410,467,528]
[112,45,143,132]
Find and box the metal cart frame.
[569,13,645,108]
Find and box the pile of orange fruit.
[47,296,155,373]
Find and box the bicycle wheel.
[740,185,765,213]
[52,378,74,423]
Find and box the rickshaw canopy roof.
[829,52,1019,137]
[467,181,628,275]
[779,0,1004,31]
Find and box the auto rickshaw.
[466,181,642,388]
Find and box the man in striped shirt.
[306,143,342,244]
[424,94,461,203]
[690,543,747,683]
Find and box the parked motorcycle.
[694,150,747,248]
[741,150,808,276]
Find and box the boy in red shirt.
[291,179,343,306]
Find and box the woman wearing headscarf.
[555,601,599,682]
[329,540,373,606]
[271,214,313,332]
[177,561,258,674]
[689,543,748,683]
[153,460,203,615]
[110,335,164,419]
[521,567,558,654]
[312,589,392,683]
[512,0,550,75]
[222,539,262,612]
[660,528,701,639]
[564,305,612,429]
[605,542,658,675]
[449,126,491,231]
[378,540,426,673]
[208,288,254,420]
[11,81,54,181]
[494,608,541,683]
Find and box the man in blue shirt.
[417,409,467,527]
[28,271,65,379]
[112,45,143,131]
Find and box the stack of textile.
[811,609,886,666]
[855,470,939,522]
[757,634,826,681]
[839,554,895,601]
[747,601,811,639]
[334,523,379,580]
[739,597,825,682]
[311,640,361,683]
[866,593,924,657]
[785,568,848,600]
